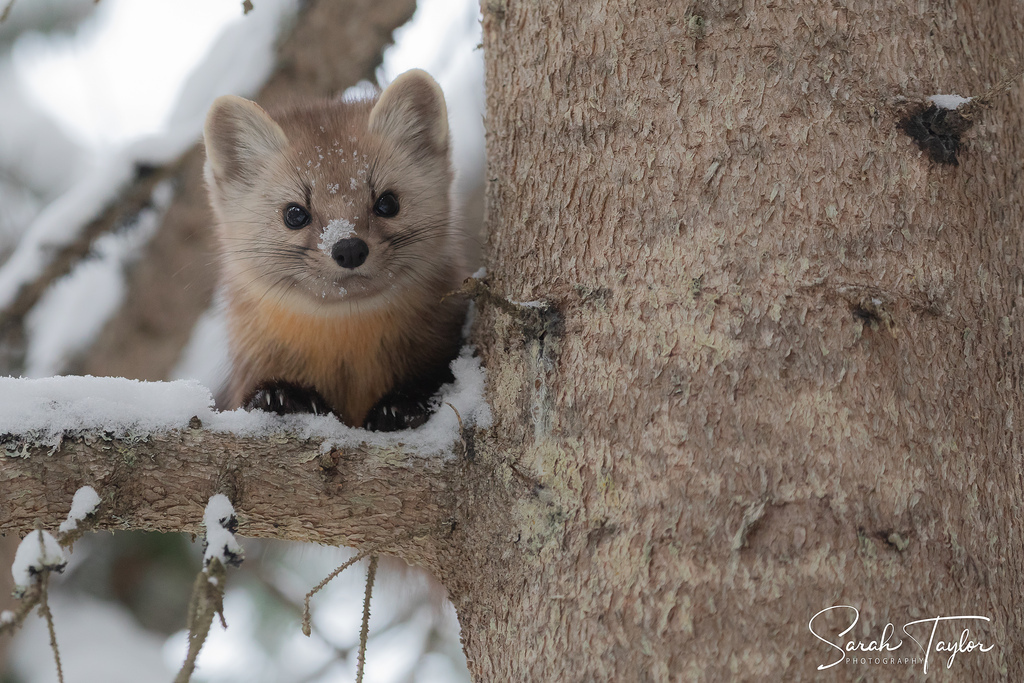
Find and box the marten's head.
[203,69,457,314]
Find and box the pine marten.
[203,70,467,431]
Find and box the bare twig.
[0,581,40,636]
[302,545,383,636]
[446,402,468,453]
[37,573,64,683]
[175,559,228,683]
[355,555,378,683]
[959,67,1024,120]
[302,523,441,638]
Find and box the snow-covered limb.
[0,161,181,332]
[0,393,491,577]
[0,350,490,454]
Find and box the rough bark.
[0,429,469,574]
[466,0,1023,680]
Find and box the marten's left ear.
[369,69,449,155]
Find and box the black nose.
[332,238,369,269]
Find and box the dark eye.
[373,192,400,218]
[283,203,311,229]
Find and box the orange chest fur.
[229,298,403,425]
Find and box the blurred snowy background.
[0,0,484,681]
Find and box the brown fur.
[204,70,466,426]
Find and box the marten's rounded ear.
[369,69,449,155]
[204,95,288,187]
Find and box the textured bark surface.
[74,0,417,381]
[0,429,462,573]
[468,0,1023,680]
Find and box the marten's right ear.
[369,70,449,156]
[204,95,288,188]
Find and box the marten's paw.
[363,392,433,432]
[244,381,331,416]
[364,367,454,432]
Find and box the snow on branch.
[0,160,180,332]
[0,359,489,564]
[57,485,101,535]
[0,349,489,455]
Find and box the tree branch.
[0,427,464,572]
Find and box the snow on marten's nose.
[332,238,369,269]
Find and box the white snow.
[379,0,484,206]
[0,346,491,456]
[0,157,133,312]
[203,494,243,568]
[510,299,547,309]
[341,79,378,103]
[0,610,13,625]
[24,179,173,377]
[170,297,231,398]
[0,62,86,209]
[58,485,101,534]
[0,376,218,449]
[11,0,286,149]
[0,1,295,320]
[11,530,66,589]
[929,94,971,110]
[470,267,486,279]
[317,217,356,254]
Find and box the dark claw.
[244,380,330,416]
[363,366,454,432]
[363,396,432,432]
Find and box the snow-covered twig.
[1,485,103,640]
[3,484,100,683]
[202,494,244,569]
[10,530,66,597]
[175,495,244,683]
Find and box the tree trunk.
[462,0,1023,679]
